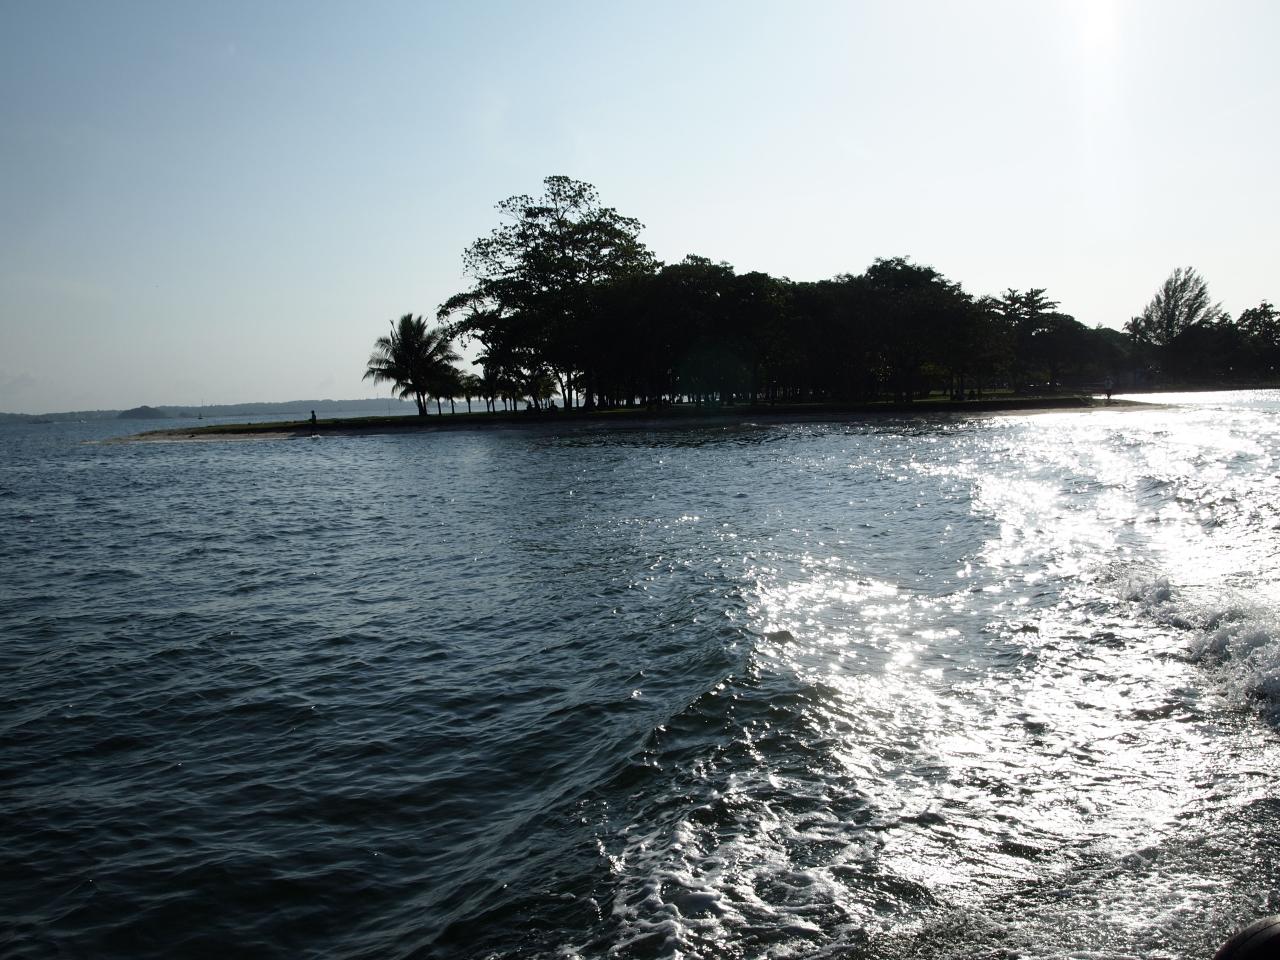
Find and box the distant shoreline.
[122,395,1160,442]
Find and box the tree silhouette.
[1126,267,1224,346]
[439,176,656,410]
[459,372,484,414]
[363,315,461,416]
[415,179,1276,412]
[1236,301,1279,375]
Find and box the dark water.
[2,395,1278,959]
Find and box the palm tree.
[473,347,515,412]
[460,372,484,414]
[433,364,463,415]
[363,315,461,416]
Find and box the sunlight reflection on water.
[2,396,1278,960]
[588,396,1280,958]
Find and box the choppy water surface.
[2,392,1278,959]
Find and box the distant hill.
[117,405,169,420]
[0,398,420,423]
[166,398,419,418]
[0,409,123,423]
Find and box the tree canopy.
[438,175,656,409]
[363,314,461,416]
[1126,267,1225,346]
[362,179,1276,416]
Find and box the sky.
[1,0,1277,413]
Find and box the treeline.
[366,176,1278,414]
[501,256,1132,409]
[1125,266,1279,383]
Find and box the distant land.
[0,398,419,424]
[116,406,170,420]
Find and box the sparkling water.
[2,393,1277,958]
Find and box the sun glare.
[1073,0,1122,59]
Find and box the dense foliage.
[363,314,462,416]
[368,178,1277,413]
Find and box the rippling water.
[2,393,1278,959]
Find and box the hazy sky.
[2,0,1277,412]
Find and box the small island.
[133,175,1276,441]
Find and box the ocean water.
[2,392,1278,959]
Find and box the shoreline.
[122,395,1160,442]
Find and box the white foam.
[1123,575,1173,607]
[1186,605,1280,710]
[1122,573,1280,713]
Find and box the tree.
[439,175,656,410]
[435,363,463,415]
[1178,300,1280,380]
[862,257,969,401]
[473,348,515,412]
[648,255,741,405]
[363,314,461,416]
[1236,301,1280,372]
[1126,267,1225,346]
[942,295,1011,397]
[996,288,1062,389]
[1165,317,1247,381]
[459,372,484,414]
[999,287,1059,324]
[416,175,1177,406]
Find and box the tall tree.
[996,288,1059,388]
[439,176,656,410]
[363,314,461,416]
[1126,267,1225,346]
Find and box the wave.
[1124,573,1280,715]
